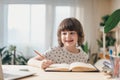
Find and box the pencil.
[33,50,45,59]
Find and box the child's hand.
[41,59,53,69]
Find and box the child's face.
[61,30,78,48]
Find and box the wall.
[87,0,112,53]
[111,0,120,11]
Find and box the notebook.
[0,57,35,80]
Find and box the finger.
[42,59,53,69]
[47,60,53,64]
[42,63,50,69]
[42,63,48,69]
[42,65,48,69]
[42,60,50,66]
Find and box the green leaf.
[0,47,6,55]
[81,42,89,53]
[97,39,103,47]
[104,9,120,33]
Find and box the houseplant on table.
[0,45,29,65]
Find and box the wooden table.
[2,65,114,80]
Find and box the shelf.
[98,24,120,56]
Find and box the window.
[4,0,83,57]
[8,4,46,57]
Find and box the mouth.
[65,40,73,42]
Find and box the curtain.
[1,0,95,58]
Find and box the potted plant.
[100,14,110,27]
[0,46,13,64]
[104,9,120,33]
[97,38,103,48]
[0,45,29,65]
[97,33,116,47]
[97,15,110,53]
[98,8,120,50]
[81,41,89,54]
[105,33,116,47]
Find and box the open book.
[45,62,99,72]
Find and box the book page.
[45,63,70,72]
[69,62,98,72]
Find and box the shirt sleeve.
[42,47,58,63]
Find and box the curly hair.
[57,17,84,47]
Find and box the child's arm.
[27,56,53,69]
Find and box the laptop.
[0,57,35,80]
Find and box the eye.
[61,32,67,35]
[70,31,76,35]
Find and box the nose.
[66,33,70,38]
